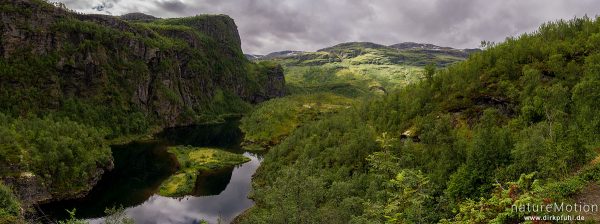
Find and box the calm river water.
[41,119,261,224]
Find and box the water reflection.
[111,153,260,224]
[41,119,261,224]
[158,119,244,151]
[41,141,178,219]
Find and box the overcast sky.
[57,0,600,55]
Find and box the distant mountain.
[389,42,452,50]
[251,41,480,67]
[246,50,304,60]
[245,54,264,60]
[389,42,482,58]
[317,42,388,52]
[262,50,304,59]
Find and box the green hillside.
[238,17,600,223]
[257,42,475,98]
[240,42,474,150]
[0,0,284,219]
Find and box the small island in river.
[159,146,251,197]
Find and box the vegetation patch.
[0,113,111,194]
[240,93,355,150]
[0,182,23,224]
[283,63,423,97]
[158,146,250,197]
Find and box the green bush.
[0,113,111,193]
[0,183,22,224]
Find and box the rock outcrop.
[0,0,285,127]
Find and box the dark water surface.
[41,119,262,224]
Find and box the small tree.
[424,63,436,82]
[480,40,496,49]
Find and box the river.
[41,118,261,224]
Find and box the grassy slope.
[159,146,250,197]
[239,17,600,223]
[269,42,465,94]
[240,42,464,149]
[240,93,356,149]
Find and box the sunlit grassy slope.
[240,42,474,149]
[260,42,474,96]
[240,93,356,150]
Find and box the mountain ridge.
[247,41,480,67]
[248,41,480,60]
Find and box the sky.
[56,0,600,55]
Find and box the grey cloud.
[87,0,122,14]
[155,0,188,14]
[57,0,600,54]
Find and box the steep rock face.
[0,0,285,128]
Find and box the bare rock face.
[0,0,285,127]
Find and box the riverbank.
[39,118,261,223]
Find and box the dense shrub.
[0,113,111,193]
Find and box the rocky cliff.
[0,0,285,211]
[0,0,285,129]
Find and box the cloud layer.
[57,0,600,54]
